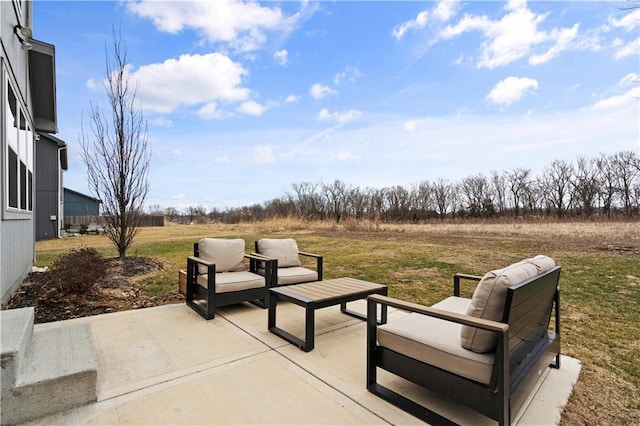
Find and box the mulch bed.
[5,256,183,324]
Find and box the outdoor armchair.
[186,238,274,320]
[367,255,561,425]
[254,238,323,285]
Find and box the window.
[4,69,34,215]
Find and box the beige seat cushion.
[258,266,317,285]
[378,296,495,384]
[198,238,246,274]
[197,271,265,293]
[461,255,556,353]
[256,238,301,268]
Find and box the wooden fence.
[64,215,165,227]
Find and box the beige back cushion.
[256,238,301,268]
[197,238,246,274]
[460,255,556,353]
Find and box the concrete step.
[1,314,98,425]
[1,307,35,394]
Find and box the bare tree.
[80,32,151,259]
[507,168,531,217]
[347,186,369,219]
[490,170,508,215]
[597,153,617,217]
[613,150,640,217]
[321,179,350,223]
[412,181,434,221]
[164,207,180,223]
[433,178,454,219]
[460,174,491,217]
[572,156,600,216]
[287,182,321,220]
[541,160,573,218]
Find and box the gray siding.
[1,0,36,305]
[35,190,59,239]
[1,219,34,306]
[64,189,100,217]
[35,136,62,240]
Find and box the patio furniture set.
[185,238,561,426]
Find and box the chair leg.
[205,267,216,319]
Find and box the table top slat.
[270,277,386,303]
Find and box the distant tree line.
[152,150,640,224]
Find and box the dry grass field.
[32,219,640,424]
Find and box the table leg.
[268,292,277,329]
[304,304,315,352]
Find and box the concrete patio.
[22,299,580,425]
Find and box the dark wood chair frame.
[186,242,275,320]
[254,241,323,285]
[366,266,561,426]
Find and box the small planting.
[44,247,108,295]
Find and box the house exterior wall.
[1,0,35,305]
[0,218,33,305]
[1,1,56,305]
[63,189,100,217]
[35,134,63,240]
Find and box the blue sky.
[34,0,639,210]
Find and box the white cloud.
[171,149,181,157]
[608,10,640,32]
[620,73,640,86]
[215,155,230,163]
[197,102,225,120]
[317,108,362,123]
[274,49,288,66]
[130,53,249,115]
[285,94,300,103]
[529,24,579,65]
[486,76,538,107]
[85,78,100,91]
[403,119,422,131]
[237,100,266,116]
[588,87,640,110]
[333,65,362,85]
[393,0,459,39]
[614,37,640,59]
[393,10,429,40]
[149,117,173,128]
[310,83,337,99]
[251,145,275,164]
[126,0,300,52]
[332,150,362,162]
[440,0,586,69]
[476,1,547,69]
[433,0,461,22]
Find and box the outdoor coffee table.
[268,277,388,352]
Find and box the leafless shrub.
[45,247,108,295]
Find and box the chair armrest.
[453,273,483,297]
[186,256,217,293]
[367,294,507,333]
[188,256,214,269]
[298,251,321,259]
[299,252,323,281]
[248,253,276,269]
[247,253,277,287]
[245,253,271,262]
